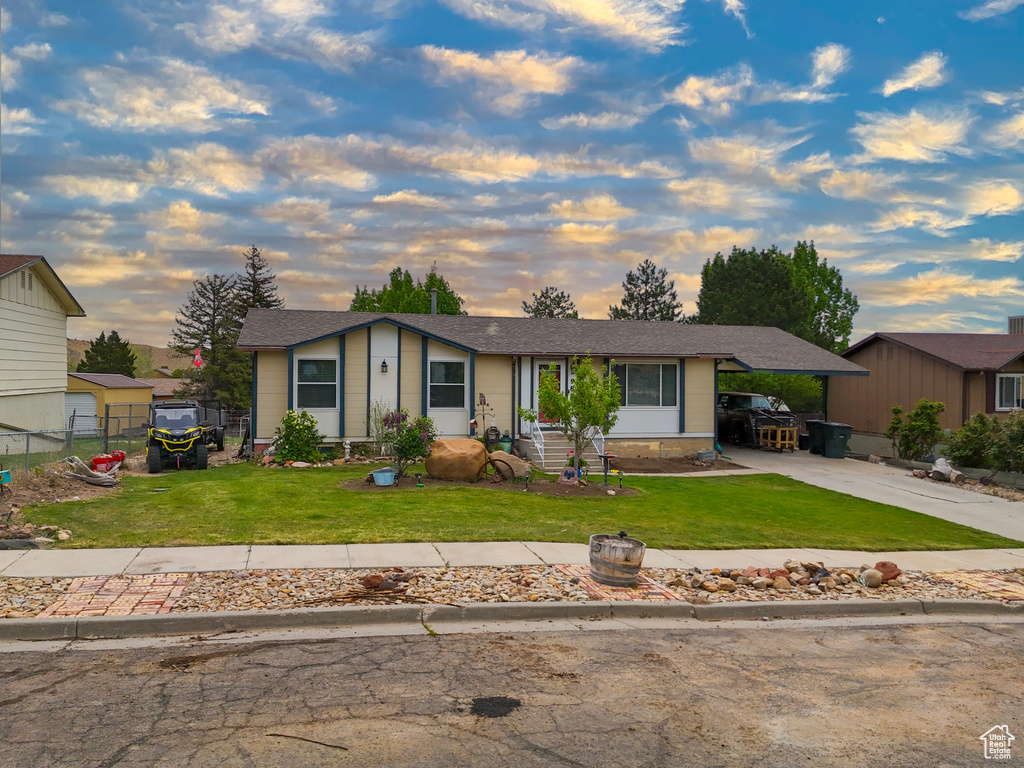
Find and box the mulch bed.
[340,474,639,497]
[608,457,744,473]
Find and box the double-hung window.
[996,374,1023,411]
[296,359,338,409]
[429,361,466,408]
[612,363,677,407]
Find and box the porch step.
[517,434,606,472]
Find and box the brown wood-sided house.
[830,326,1024,440]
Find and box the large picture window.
[429,360,466,408]
[996,374,1023,411]
[296,359,337,409]
[612,363,677,407]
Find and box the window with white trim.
[296,358,338,409]
[429,360,465,408]
[996,373,1023,411]
[612,363,677,407]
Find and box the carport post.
[822,376,830,421]
[713,359,720,452]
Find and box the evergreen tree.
[608,259,681,321]
[171,274,251,408]
[234,245,284,313]
[522,286,578,318]
[77,331,138,377]
[350,264,466,314]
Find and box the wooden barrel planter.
[589,533,646,586]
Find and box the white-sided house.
[238,310,866,467]
[0,255,86,432]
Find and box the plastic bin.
[806,420,825,454]
[822,422,853,459]
[372,467,396,486]
[92,455,114,472]
[797,433,810,451]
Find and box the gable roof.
[69,373,154,389]
[0,254,86,317]
[844,332,1024,371]
[237,309,867,376]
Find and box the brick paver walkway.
[556,564,681,601]
[36,574,188,618]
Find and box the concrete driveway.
[727,447,1024,541]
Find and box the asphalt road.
[2,620,1022,767]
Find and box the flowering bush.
[273,410,325,463]
[564,450,588,470]
[381,409,438,478]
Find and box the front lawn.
[21,462,1022,551]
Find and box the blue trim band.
[469,352,476,436]
[366,325,371,437]
[287,348,294,410]
[678,358,685,433]
[421,336,428,416]
[251,351,258,447]
[396,329,402,412]
[339,335,345,438]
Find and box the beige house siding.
[475,354,514,436]
[400,330,423,417]
[831,339,964,434]
[0,263,73,431]
[344,329,369,439]
[255,351,288,439]
[684,358,715,434]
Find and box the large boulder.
[425,438,489,481]
[488,450,531,480]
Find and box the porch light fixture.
[380,359,389,373]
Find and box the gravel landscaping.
[3,563,1023,620]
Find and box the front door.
[535,359,563,425]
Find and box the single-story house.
[0,254,86,432]
[66,373,154,436]
[135,377,184,401]
[830,326,1024,453]
[237,310,865,464]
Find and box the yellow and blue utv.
[145,400,226,473]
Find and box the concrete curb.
[0,599,1019,641]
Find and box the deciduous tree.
[351,265,466,314]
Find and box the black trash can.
[822,422,853,459]
[806,420,825,454]
[797,432,810,451]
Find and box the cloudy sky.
[1,0,1022,346]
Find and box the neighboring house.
[237,310,865,464]
[0,254,86,432]
[830,326,1024,450]
[66,373,154,435]
[135,377,184,401]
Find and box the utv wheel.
[146,447,162,474]
[195,443,209,470]
[216,431,224,452]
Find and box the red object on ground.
[92,455,114,472]
[110,450,126,464]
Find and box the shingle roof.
[135,378,183,396]
[0,254,38,277]
[69,373,154,389]
[237,309,867,376]
[845,332,1024,371]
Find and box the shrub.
[382,409,438,478]
[943,413,1001,470]
[273,410,326,463]
[993,410,1024,474]
[885,399,945,462]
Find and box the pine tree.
[522,287,579,318]
[235,245,284,313]
[608,259,681,321]
[171,274,251,408]
[350,264,466,314]
[77,331,138,377]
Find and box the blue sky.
[2,0,1022,346]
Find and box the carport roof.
[237,310,867,376]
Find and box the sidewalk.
[3,541,1024,579]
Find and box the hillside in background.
[68,339,192,376]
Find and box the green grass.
[21,462,1022,551]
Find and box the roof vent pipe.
[431,288,438,315]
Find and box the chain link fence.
[0,429,79,475]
